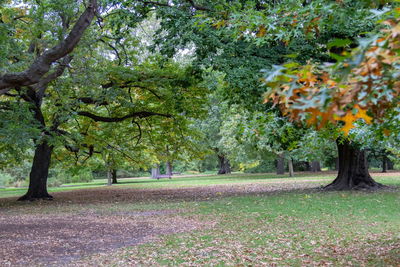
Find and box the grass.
[1,171,400,199]
[82,184,400,266]
[1,172,399,266]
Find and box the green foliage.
[48,167,94,186]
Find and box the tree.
[151,0,386,179]
[196,93,232,175]
[0,0,99,200]
[264,9,400,189]
[0,0,207,200]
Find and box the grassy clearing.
[1,172,399,266]
[1,171,400,199]
[79,185,400,266]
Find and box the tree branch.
[35,55,73,100]
[77,110,172,122]
[0,0,98,94]
[185,0,211,11]
[139,0,211,11]
[77,97,109,106]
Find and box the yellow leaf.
[256,25,266,37]
[354,105,372,124]
[337,112,357,135]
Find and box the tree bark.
[288,158,294,177]
[382,156,388,173]
[311,161,321,172]
[217,154,231,174]
[166,161,173,176]
[276,154,285,175]
[151,165,160,178]
[325,139,383,190]
[111,169,118,184]
[387,158,394,170]
[305,161,311,171]
[18,141,53,201]
[335,157,339,171]
[0,0,98,94]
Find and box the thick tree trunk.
[217,154,231,174]
[311,161,321,172]
[288,158,294,177]
[335,157,339,171]
[276,154,285,175]
[18,141,53,201]
[325,140,383,190]
[166,161,173,176]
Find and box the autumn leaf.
[256,25,267,37]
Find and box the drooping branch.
[0,0,98,94]
[77,110,172,122]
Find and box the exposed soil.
[0,211,209,266]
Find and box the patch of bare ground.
[0,211,211,266]
[1,180,326,208]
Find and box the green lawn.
[2,171,400,199]
[1,172,399,266]
[77,179,400,266]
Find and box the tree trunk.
[288,158,294,177]
[335,157,339,171]
[382,156,388,173]
[166,161,173,176]
[387,158,394,170]
[217,154,231,174]
[107,168,112,186]
[276,154,285,175]
[112,169,118,184]
[311,161,321,172]
[18,141,53,201]
[151,165,160,178]
[325,140,383,190]
[305,161,312,171]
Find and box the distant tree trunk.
[304,161,312,171]
[151,165,160,178]
[325,139,383,190]
[288,158,294,177]
[311,161,321,172]
[112,169,117,184]
[387,158,394,170]
[107,168,112,186]
[217,154,231,174]
[276,154,285,174]
[166,161,173,176]
[382,156,388,173]
[18,141,53,201]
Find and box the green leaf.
[327,39,352,49]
